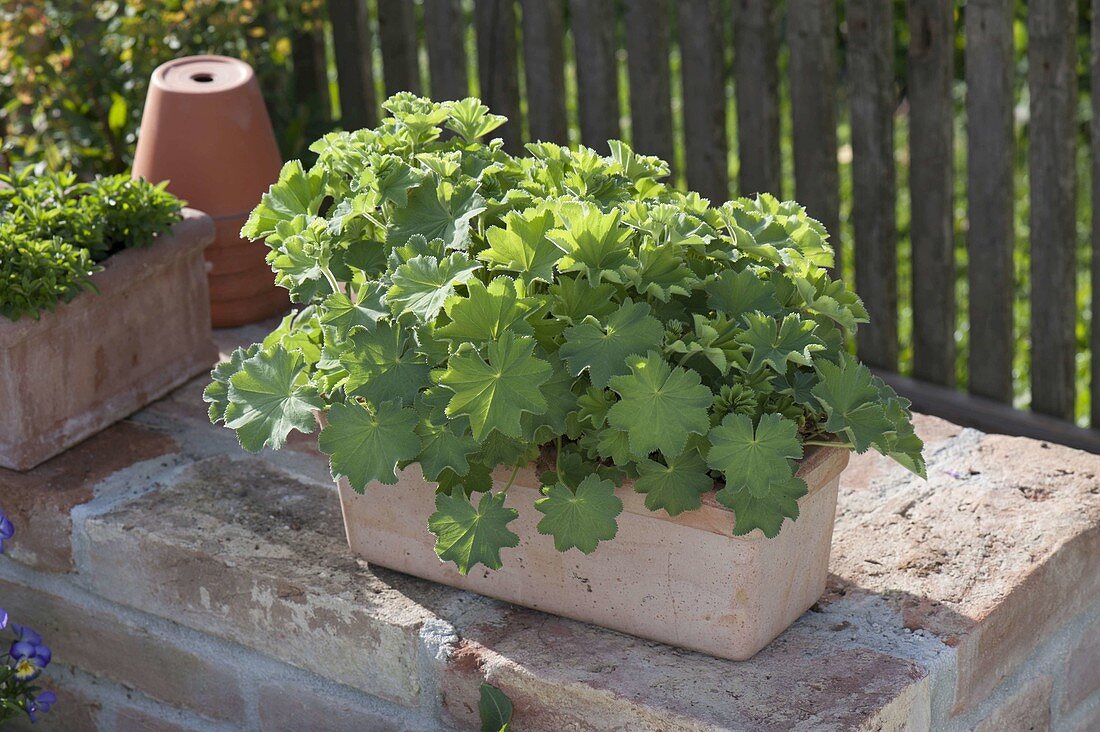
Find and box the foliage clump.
[0,170,182,320]
[207,95,925,574]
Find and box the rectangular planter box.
[0,208,217,470]
[339,446,850,661]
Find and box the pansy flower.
[0,510,13,553]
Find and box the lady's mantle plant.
[206,95,925,574]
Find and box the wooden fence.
[293,0,1100,452]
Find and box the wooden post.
[966,0,1016,403]
[907,0,956,386]
[521,0,569,144]
[1028,0,1078,419]
[732,0,781,198]
[328,0,377,129]
[847,0,898,370]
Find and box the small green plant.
[206,95,925,574]
[0,170,181,320]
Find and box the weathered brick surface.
[0,421,177,572]
[1062,615,1100,715]
[0,579,246,724]
[972,676,1052,732]
[441,606,930,732]
[831,426,1100,713]
[78,456,447,706]
[254,683,413,732]
[111,708,197,732]
[62,384,1100,731]
[8,667,101,731]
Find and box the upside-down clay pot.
[132,55,289,327]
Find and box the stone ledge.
[3,322,1099,730]
[57,388,1100,730]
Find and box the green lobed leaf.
[479,207,562,284]
[717,474,808,538]
[319,400,421,488]
[387,252,480,321]
[429,491,519,574]
[634,450,714,516]
[224,347,325,452]
[436,332,552,440]
[535,475,623,553]
[706,412,803,495]
[340,322,430,406]
[812,353,895,453]
[560,300,664,388]
[435,277,535,344]
[242,161,327,240]
[736,312,825,374]
[607,351,713,459]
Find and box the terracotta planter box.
[0,209,217,471]
[339,446,850,661]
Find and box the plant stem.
[677,350,700,368]
[320,265,341,294]
[500,464,521,494]
[802,439,855,449]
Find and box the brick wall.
[0,329,1097,730]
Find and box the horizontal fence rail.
[287,0,1100,451]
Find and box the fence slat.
[907,0,955,386]
[966,0,1015,403]
[1028,0,1078,419]
[624,0,675,172]
[291,28,331,125]
[424,0,469,101]
[787,0,840,266]
[474,0,522,151]
[328,0,377,130]
[678,0,728,202]
[569,0,621,149]
[377,0,421,97]
[732,0,780,198]
[847,0,898,370]
[521,0,568,144]
[1093,0,1100,427]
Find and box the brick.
[0,579,246,724]
[830,428,1100,713]
[112,707,196,732]
[79,456,453,706]
[972,676,1052,732]
[254,683,410,732]
[0,421,177,572]
[441,606,929,732]
[1062,615,1100,714]
[8,667,101,731]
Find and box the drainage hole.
[191,73,214,83]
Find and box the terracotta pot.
[132,55,287,327]
[0,209,218,471]
[338,446,850,661]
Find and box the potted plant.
[0,171,217,470]
[206,95,924,660]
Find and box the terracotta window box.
[0,208,217,471]
[338,446,850,661]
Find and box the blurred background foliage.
[2,0,1098,421]
[0,0,325,177]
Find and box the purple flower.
[11,625,41,645]
[10,630,50,681]
[0,608,7,630]
[0,510,13,553]
[27,689,56,721]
